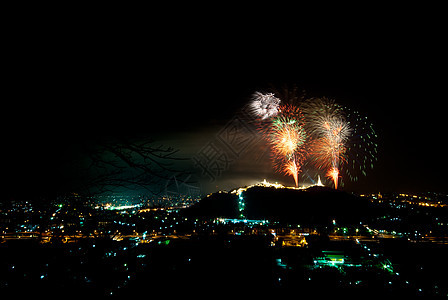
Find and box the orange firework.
[268,105,308,187]
[285,160,300,187]
[251,92,376,190]
[303,98,351,189]
[326,167,340,189]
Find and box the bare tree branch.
[68,136,191,197]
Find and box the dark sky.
[3,9,446,198]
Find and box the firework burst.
[268,104,308,187]
[249,89,377,190]
[250,92,281,120]
[343,108,378,182]
[303,98,351,189]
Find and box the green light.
[380,260,395,274]
[238,192,245,219]
[158,239,170,245]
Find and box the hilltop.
[183,184,373,225]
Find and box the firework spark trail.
[303,98,351,189]
[268,104,308,187]
[344,108,378,182]
[320,119,350,189]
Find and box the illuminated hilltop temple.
[232,176,325,195]
[230,177,326,219]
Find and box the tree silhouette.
[65,136,189,196]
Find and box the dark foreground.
[1,236,447,298]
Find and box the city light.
[1,186,447,296]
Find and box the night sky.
[3,9,446,199]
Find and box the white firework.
[250,92,281,120]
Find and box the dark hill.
[183,191,238,218]
[183,186,373,225]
